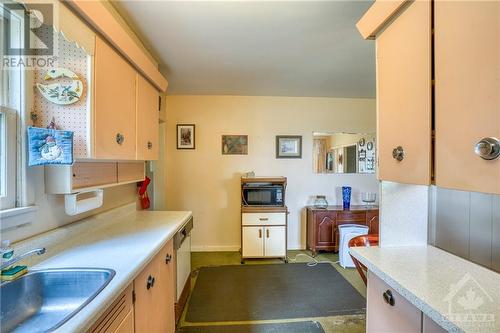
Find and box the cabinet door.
[367,272,422,333]
[435,1,500,194]
[87,284,133,333]
[134,252,163,333]
[136,75,159,160]
[315,212,335,248]
[114,310,134,333]
[158,240,176,333]
[94,37,137,160]
[376,0,432,185]
[264,226,286,257]
[242,227,264,257]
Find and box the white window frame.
[0,1,37,230]
[0,106,17,209]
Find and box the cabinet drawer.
[337,211,366,223]
[73,162,117,190]
[242,212,286,226]
[117,162,145,183]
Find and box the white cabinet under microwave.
[241,211,287,263]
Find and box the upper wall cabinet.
[136,75,160,160]
[435,1,500,194]
[361,0,432,185]
[94,37,137,160]
[358,0,499,194]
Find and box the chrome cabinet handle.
[474,137,500,160]
[165,253,172,264]
[383,290,395,306]
[147,141,153,150]
[116,133,125,145]
[392,146,405,161]
[146,275,155,290]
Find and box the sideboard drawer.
[337,211,366,223]
[242,212,286,226]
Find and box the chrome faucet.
[0,248,46,271]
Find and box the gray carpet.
[177,321,325,333]
[186,263,365,322]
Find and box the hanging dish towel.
[27,127,73,166]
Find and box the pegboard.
[32,24,91,158]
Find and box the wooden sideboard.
[306,206,379,256]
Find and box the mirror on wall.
[313,132,376,174]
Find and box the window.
[0,107,17,209]
[0,2,22,211]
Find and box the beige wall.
[165,95,379,251]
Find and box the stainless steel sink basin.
[1,268,115,333]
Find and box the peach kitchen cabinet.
[434,1,500,194]
[134,239,175,333]
[88,284,134,333]
[94,36,137,160]
[366,272,447,333]
[136,74,159,160]
[357,0,432,185]
[89,240,175,333]
[366,272,421,333]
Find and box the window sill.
[0,206,38,231]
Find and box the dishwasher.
[173,217,193,323]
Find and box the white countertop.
[350,245,500,333]
[13,204,192,333]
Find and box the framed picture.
[222,135,248,155]
[276,135,302,159]
[177,124,195,149]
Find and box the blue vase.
[342,186,352,210]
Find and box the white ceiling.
[113,1,375,98]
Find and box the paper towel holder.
[64,189,103,216]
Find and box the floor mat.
[177,321,325,333]
[185,263,365,322]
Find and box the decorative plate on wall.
[36,68,83,105]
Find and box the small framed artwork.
[177,124,195,149]
[276,135,302,159]
[222,135,248,155]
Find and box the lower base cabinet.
[367,271,446,333]
[89,239,175,333]
[241,211,287,260]
[88,285,135,333]
[242,226,286,258]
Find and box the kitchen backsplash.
[428,186,500,273]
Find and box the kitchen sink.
[0,268,115,333]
